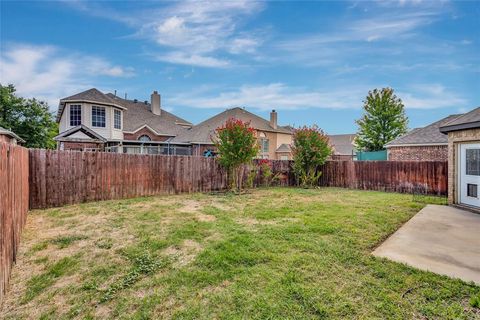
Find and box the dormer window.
[138,135,151,142]
[70,105,81,126]
[92,106,106,128]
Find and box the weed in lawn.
[471,294,480,308]
[95,238,113,249]
[100,251,167,303]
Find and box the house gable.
[55,125,107,142]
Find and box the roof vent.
[133,99,138,103]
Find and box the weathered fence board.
[29,150,230,209]
[0,143,29,301]
[29,150,447,210]
[317,160,447,195]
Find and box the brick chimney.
[151,91,161,116]
[270,109,277,129]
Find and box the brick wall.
[387,145,448,161]
[123,127,171,142]
[446,128,480,205]
[62,141,104,151]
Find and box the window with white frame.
[69,105,81,126]
[114,109,121,129]
[260,138,269,154]
[91,106,106,127]
[138,134,151,141]
[280,155,288,161]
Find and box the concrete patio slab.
[373,205,480,285]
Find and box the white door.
[459,143,480,208]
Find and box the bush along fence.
[0,143,29,301]
[29,149,447,209]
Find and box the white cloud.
[170,83,369,110]
[67,0,265,67]
[170,82,467,111]
[144,1,264,66]
[399,84,467,109]
[155,52,230,68]
[0,44,134,108]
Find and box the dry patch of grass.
[163,239,203,267]
[1,188,478,320]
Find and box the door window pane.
[466,149,480,176]
[467,184,478,198]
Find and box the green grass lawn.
[1,188,479,319]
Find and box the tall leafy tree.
[0,84,58,148]
[355,88,408,151]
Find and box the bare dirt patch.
[163,239,203,267]
[179,200,202,213]
[195,213,216,222]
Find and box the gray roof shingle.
[440,107,480,133]
[172,107,292,144]
[386,114,462,147]
[106,94,192,137]
[56,88,124,121]
[56,88,191,138]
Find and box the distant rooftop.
[386,114,462,147]
[440,107,480,133]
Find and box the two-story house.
[55,89,294,159]
[54,88,192,154]
[171,107,294,160]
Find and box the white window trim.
[113,109,122,130]
[69,104,82,127]
[91,106,106,128]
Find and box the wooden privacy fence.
[318,160,448,195]
[0,143,29,301]
[29,149,447,209]
[29,150,230,209]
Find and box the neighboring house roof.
[276,144,291,153]
[172,107,292,144]
[386,114,462,147]
[56,88,125,122]
[0,126,25,143]
[106,94,192,137]
[328,134,356,155]
[440,107,480,133]
[54,124,107,142]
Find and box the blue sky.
[1,0,479,134]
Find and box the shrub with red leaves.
[212,118,259,192]
[291,125,332,187]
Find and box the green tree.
[355,88,408,152]
[213,118,259,193]
[0,84,58,148]
[291,125,332,188]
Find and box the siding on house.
[59,102,124,141]
[445,128,480,206]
